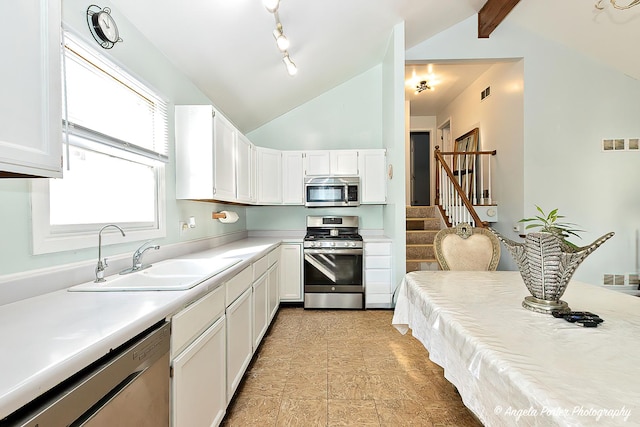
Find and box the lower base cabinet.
[172,316,226,427]
[226,287,253,402]
[267,262,279,321]
[279,243,302,301]
[252,273,268,348]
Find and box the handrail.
[435,147,485,228]
[438,149,497,156]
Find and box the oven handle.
[304,248,363,255]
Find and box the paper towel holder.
[212,210,239,223]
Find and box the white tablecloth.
[392,271,640,426]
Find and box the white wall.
[408,16,640,284]
[0,0,247,277]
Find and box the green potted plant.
[518,206,584,250]
[490,207,614,315]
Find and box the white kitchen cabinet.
[279,243,302,302]
[330,150,359,175]
[268,258,280,322]
[364,240,393,308]
[225,287,253,402]
[0,0,62,178]
[256,147,282,204]
[359,149,387,204]
[303,150,359,176]
[252,272,268,349]
[175,105,237,202]
[170,285,226,427]
[172,316,226,427]
[236,133,255,203]
[282,151,304,205]
[303,150,331,176]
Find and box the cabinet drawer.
[226,266,252,307]
[253,256,269,281]
[171,285,225,358]
[365,269,391,285]
[365,255,391,269]
[364,242,391,256]
[366,294,392,305]
[267,247,280,266]
[366,281,391,294]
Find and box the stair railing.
[434,146,497,228]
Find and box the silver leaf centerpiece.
[490,229,614,314]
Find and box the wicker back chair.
[434,223,501,271]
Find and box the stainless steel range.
[303,216,364,309]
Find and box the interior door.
[410,131,430,206]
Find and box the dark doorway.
[410,131,430,206]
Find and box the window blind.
[62,33,169,163]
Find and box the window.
[31,31,168,254]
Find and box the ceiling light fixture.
[595,0,640,9]
[283,53,297,76]
[415,80,432,94]
[264,1,297,76]
[273,23,290,51]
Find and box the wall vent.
[480,86,491,101]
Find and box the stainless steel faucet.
[120,240,160,275]
[95,224,126,283]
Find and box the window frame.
[31,29,168,255]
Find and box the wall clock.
[87,5,123,49]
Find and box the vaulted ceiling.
[109,0,640,133]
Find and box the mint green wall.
[0,0,246,276]
[247,65,383,150]
[382,23,407,291]
[246,206,383,231]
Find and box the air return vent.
[481,86,491,101]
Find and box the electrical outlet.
[179,221,188,235]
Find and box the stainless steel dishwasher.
[1,321,170,427]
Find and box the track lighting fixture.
[263,0,297,76]
[283,53,297,76]
[273,23,290,52]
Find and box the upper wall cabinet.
[256,147,282,204]
[282,151,303,205]
[359,149,387,204]
[0,0,62,178]
[303,150,359,176]
[175,105,237,202]
[236,133,255,204]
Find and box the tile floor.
[221,307,482,426]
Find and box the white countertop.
[0,237,281,420]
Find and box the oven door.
[303,248,363,293]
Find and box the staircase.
[406,206,442,273]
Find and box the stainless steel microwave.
[304,176,360,207]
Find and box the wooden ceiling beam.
[478,0,521,38]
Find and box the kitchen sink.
[68,257,243,292]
